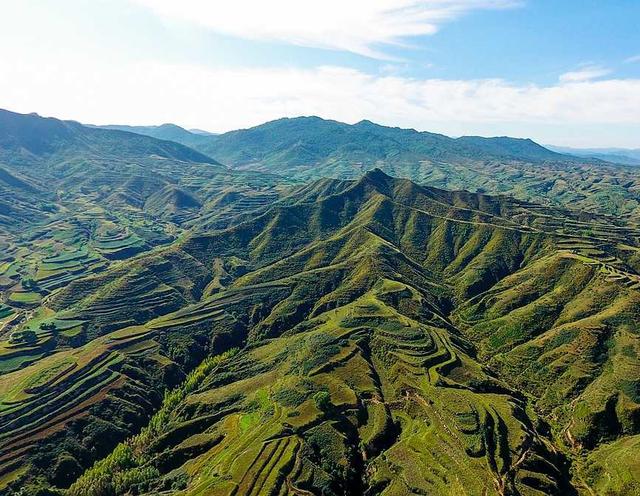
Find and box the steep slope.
[3,170,638,495]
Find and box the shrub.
[10,329,38,344]
[313,391,331,411]
[52,453,83,488]
[273,387,308,407]
[68,349,238,496]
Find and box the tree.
[11,329,38,345]
[313,391,331,412]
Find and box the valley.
[0,110,638,495]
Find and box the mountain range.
[99,116,640,221]
[0,108,638,496]
[546,145,640,167]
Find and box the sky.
[1,0,639,147]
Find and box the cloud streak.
[559,65,611,82]
[1,55,638,146]
[130,0,521,59]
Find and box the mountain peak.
[157,123,187,131]
[363,167,390,181]
[357,167,393,192]
[354,119,377,127]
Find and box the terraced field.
[0,111,289,365]
[2,169,637,495]
[69,287,570,496]
[0,108,639,495]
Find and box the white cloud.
[1,53,639,147]
[625,54,640,64]
[559,65,611,83]
[130,0,521,59]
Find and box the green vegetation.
[67,349,237,496]
[107,116,640,220]
[0,109,638,495]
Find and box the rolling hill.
[95,123,212,152]
[1,168,638,495]
[0,109,288,360]
[0,110,218,168]
[100,117,640,221]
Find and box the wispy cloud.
[130,0,521,59]
[625,54,640,64]
[559,64,611,83]
[2,52,638,145]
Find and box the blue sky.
[1,0,639,147]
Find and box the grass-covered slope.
[2,170,638,495]
[0,110,291,339]
[106,117,565,171]
[102,116,640,220]
[0,109,218,167]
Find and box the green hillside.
[0,110,289,326]
[96,123,212,152]
[0,110,218,168]
[1,166,638,495]
[103,117,566,168]
[200,117,566,168]
[101,116,640,221]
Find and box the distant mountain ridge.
[100,116,570,170]
[95,122,212,150]
[547,144,640,166]
[97,115,640,219]
[0,109,219,166]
